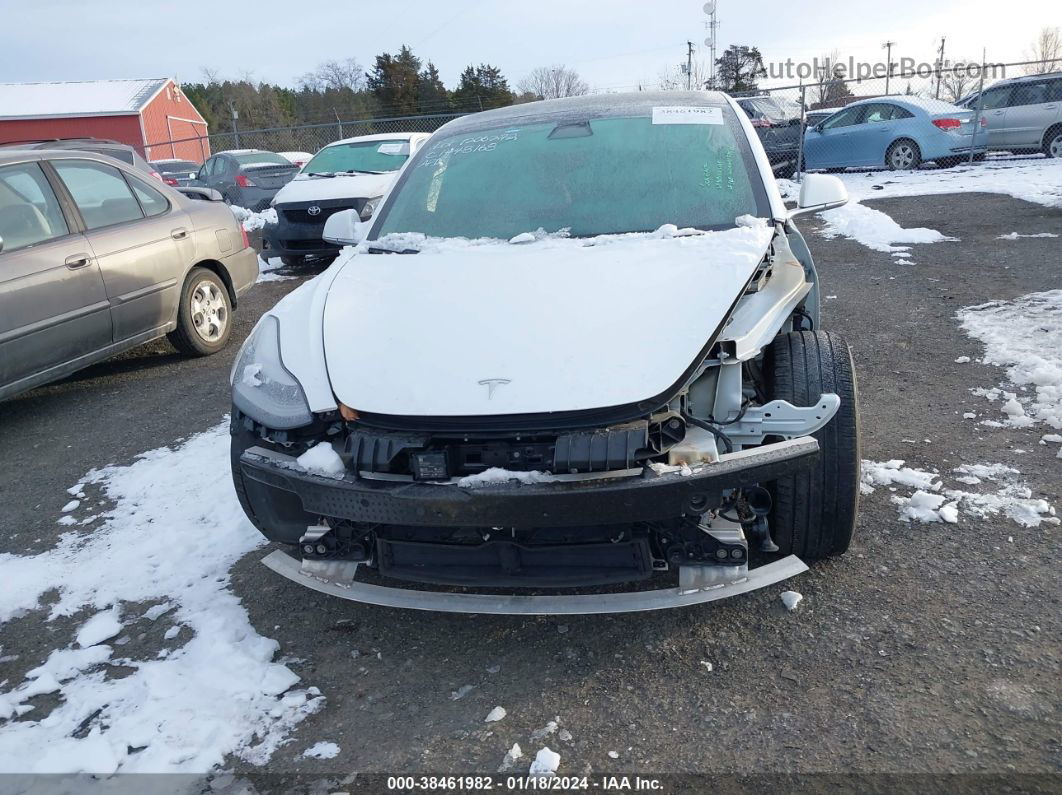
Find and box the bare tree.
[516,65,589,99]
[940,61,979,103]
[1023,26,1062,73]
[299,58,366,92]
[810,50,854,108]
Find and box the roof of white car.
[324,132,429,148]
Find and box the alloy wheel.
[190,280,228,343]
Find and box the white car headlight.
[230,315,313,429]
[360,196,382,221]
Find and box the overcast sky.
[3,0,1057,92]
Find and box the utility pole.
[935,37,946,98]
[333,107,344,139]
[883,41,896,94]
[703,1,719,90]
[686,41,694,90]
[229,101,240,148]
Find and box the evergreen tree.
[451,64,515,110]
[366,45,423,115]
[715,45,767,93]
[416,62,450,113]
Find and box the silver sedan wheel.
[190,279,228,343]
[888,142,917,170]
[1049,132,1062,158]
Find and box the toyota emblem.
[307,205,321,216]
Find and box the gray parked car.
[151,158,201,187]
[0,149,258,401]
[960,72,1062,156]
[192,150,299,211]
[0,138,162,180]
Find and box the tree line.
[183,47,590,136]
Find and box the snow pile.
[823,157,1062,209]
[302,742,340,760]
[0,422,322,773]
[484,706,507,723]
[818,201,955,256]
[230,205,277,231]
[295,442,346,478]
[958,291,1062,430]
[861,459,1056,527]
[458,468,556,488]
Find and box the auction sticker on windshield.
[651,106,723,125]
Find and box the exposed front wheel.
[886,139,921,170]
[764,331,861,560]
[167,267,233,356]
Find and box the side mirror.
[323,208,368,246]
[788,174,848,219]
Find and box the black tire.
[1043,125,1062,159]
[281,255,306,268]
[886,138,921,170]
[764,331,860,560]
[167,267,233,356]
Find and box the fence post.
[968,51,987,165]
[795,84,807,183]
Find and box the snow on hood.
[271,171,399,205]
[322,220,775,416]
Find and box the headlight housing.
[360,196,382,221]
[230,315,313,429]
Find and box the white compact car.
[262,133,430,266]
[231,93,860,614]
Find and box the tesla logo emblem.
[477,378,511,399]
[307,205,321,216]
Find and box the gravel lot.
[1,192,1059,785]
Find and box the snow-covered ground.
[0,423,321,774]
[957,291,1062,433]
[861,459,1057,527]
[256,255,296,284]
[779,158,1062,259]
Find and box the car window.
[82,147,135,165]
[821,106,862,130]
[1008,82,1047,107]
[127,175,170,218]
[980,87,1011,110]
[233,152,289,167]
[52,160,145,230]
[0,162,70,251]
[1046,78,1062,103]
[374,110,770,239]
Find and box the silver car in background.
[962,71,1062,156]
[0,149,258,401]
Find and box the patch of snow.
[531,719,560,740]
[450,684,474,700]
[508,232,536,244]
[962,412,977,419]
[958,291,1062,430]
[163,626,180,641]
[955,356,971,363]
[0,421,322,773]
[860,459,939,492]
[817,201,955,257]
[863,458,1055,527]
[457,468,556,488]
[294,443,346,478]
[607,750,619,759]
[780,591,803,611]
[256,255,297,284]
[997,232,1058,240]
[302,742,340,760]
[61,500,79,513]
[485,706,507,723]
[75,609,122,648]
[529,747,560,777]
[230,205,277,232]
[142,603,173,622]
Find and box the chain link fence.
[733,58,1062,180]
[147,111,469,163]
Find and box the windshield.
[233,152,290,167]
[745,97,798,122]
[303,140,411,175]
[373,109,767,240]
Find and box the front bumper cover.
[239,436,820,529]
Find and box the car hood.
[272,172,399,205]
[321,222,775,417]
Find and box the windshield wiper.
[339,169,386,175]
[305,172,337,178]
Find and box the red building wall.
[0,115,143,150]
[140,81,210,163]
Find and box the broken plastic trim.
[261,550,808,615]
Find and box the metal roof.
[0,78,170,120]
